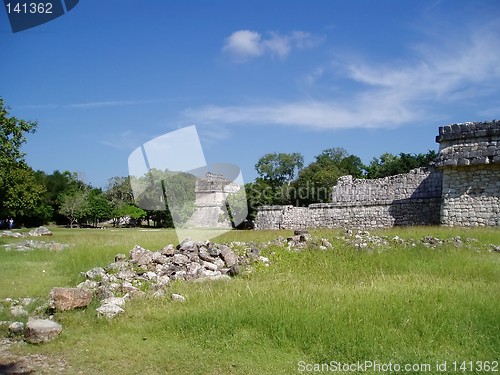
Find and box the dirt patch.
[0,339,69,374]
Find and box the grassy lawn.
[0,226,499,374]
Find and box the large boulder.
[50,287,93,311]
[28,226,52,237]
[25,319,62,344]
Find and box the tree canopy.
[0,98,45,220]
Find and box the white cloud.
[193,19,500,129]
[223,30,322,61]
[222,30,263,60]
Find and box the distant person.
[8,218,14,229]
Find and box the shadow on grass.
[0,359,34,374]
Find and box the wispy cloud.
[190,19,500,129]
[222,30,323,62]
[102,130,146,151]
[19,99,164,110]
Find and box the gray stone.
[178,238,198,252]
[96,303,124,319]
[202,261,218,271]
[96,286,115,300]
[28,226,52,237]
[207,246,221,257]
[171,293,186,302]
[84,267,106,280]
[129,245,153,266]
[101,297,126,307]
[172,253,189,265]
[198,247,215,262]
[25,319,62,343]
[114,253,126,262]
[194,274,231,282]
[161,244,175,256]
[219,245,238,268]
[9,321,24,336]
[10,305,28,317]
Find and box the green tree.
[112,204,146,226]
[365,150,437,179]
[130,169,196,228]
[86,189,112,227]
[255,152,304,187]
[59,189,89,227]
[0,98,46,221]
[34,170,85,224]
[293,147,365,205]
[3,167,47,218]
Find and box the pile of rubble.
[1,238,269,343]
[62,238,269,320]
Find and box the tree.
[86,189,112,227]
[34,170,85,224]
[59,189,89,227]
[255,152,304,187]
[3,167,47,218]
[0,98,45,221]
[292,147,366,205]
[129,169,196,228]
[112,204,146,226]
[0,98,37,168]
[106,176,134,207]
[365,150,437,179]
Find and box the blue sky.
[1,0,499,188]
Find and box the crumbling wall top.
[436,120,500,143]
[435,120,500,168]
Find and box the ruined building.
[255,120,500,229]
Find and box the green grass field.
[0,227,499,374]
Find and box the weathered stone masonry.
[255,120,500,229]
[254,167,442,229]
[436,121,500,226]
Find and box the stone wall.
[254,167,442,230]
[255,120,500,229]
[436,121,500,226]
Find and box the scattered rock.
[1,230,23,238]
[8,322,24,336]
[50,288,93,311]
[24,319,62,344]
[96,303,124,319]
[101,296,126,307]
[171,294,186,303]
[3,240,68,252]
[9,306,28,317]
[422,236,443,247]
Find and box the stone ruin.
[435,121,500,226]
[186,172,241,229]
[255,120,500,229]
